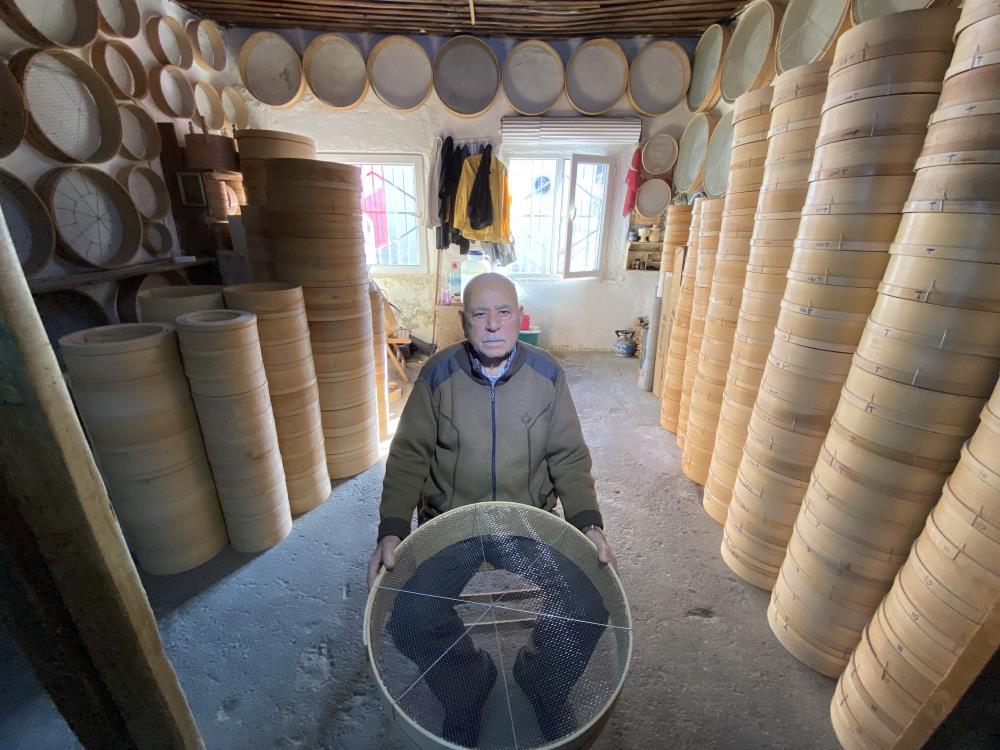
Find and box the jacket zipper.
[490,383,497,501]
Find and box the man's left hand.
[585,527,619,574]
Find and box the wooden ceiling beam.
[188,0,738,24]
[181,0,739,20]
[193,14,714,36]
[178,0,741,28]
[182,0,734,10]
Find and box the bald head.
[461,273,522,367]
[463,272,518,309]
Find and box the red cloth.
[359,165,390,251]
[622,147,641,216]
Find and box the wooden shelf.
[29,258,215,293]
[625,241,662,272]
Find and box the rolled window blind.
[500,116,642,145]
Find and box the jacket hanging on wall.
[468,144,494,230]
[452,148,511,243]
[436,137,471,250]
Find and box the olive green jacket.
[377,342,603,541]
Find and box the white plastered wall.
[2,0,728,350]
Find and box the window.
[318,153,427,272]
[506,154,612,277]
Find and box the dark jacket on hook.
[468,144,494,230]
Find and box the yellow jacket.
[452,153,511,242]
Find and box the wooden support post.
[0,205,204,748]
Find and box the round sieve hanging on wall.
[96,0,141,39]
[687,23,731,113]
[10,48,122,164]
[674,112,717,194]
[433,35,500,117]
[90,39,148,100]
[641,133,679,175]
[38,166,142,269]
[187,18,227,72]
[303,33,369,110]
[719,0,782,103]
[239,31,306,108]
[146,15,194,70]
[703,110,735,198]
[502,40,565,117]
[368,35,434,111]
[118,102,162,162]
[565,39,628,116]
[0,167,56,276]
[627,40,690,116]
[0,0,98,48]
[0,62,27,159]
[366,502,632,750]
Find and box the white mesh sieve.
[366,502,631,750]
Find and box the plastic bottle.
[447,261,461,296]
[460,250,489,297]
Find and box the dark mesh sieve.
[366,503,632,749]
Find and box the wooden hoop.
[0,0,97,47]
[117,165,171,222]
[96,0,141,39]
[117,102,161,162]
[239,31,306,108]
[89,39,148,100]
[0,62,26,159]
[186,18,227,72]
[10,48,122,164]
[146,15,194,69]
[150,65,195,119]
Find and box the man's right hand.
[367,535,401,589]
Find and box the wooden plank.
[191,11,718,36]
[0,204,204,749]
[28,258,213,294]
[184,0,739,24]
[183,0,738,15]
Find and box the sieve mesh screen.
[367,502,631,749]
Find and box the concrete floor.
[2,352,998,749]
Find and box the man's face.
[462,283,521,364]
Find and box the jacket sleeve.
[378,379,437,541]
[545,371,603,531]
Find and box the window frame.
[317,151,430,275]
[502,145,616,280]
[562,154,614,279]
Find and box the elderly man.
[368,273,617,746]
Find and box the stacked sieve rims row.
[176,310,293,552]
[722,7,959,597]
[60,324,227,575]
[678,197,724,461]
[137,284,223,324]
[832,372,1000,749]
[661,201,702,435]
[264,158,380,479]
[693,86,774,508]
[770,3,999,678]
[653,203,695,400]
[223,283,331,514]
[235,129,317,281]
[709,61,831,534]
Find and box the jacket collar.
[460,341,526,386]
